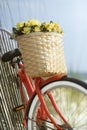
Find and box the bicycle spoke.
[28,117,57,130]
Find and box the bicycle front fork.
[35,78,73,130]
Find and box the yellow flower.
[25,22,30,27]
[45,22,54,31]
[54,23,59,28]
[16,22,24,28]
[34,26,40,32]
[22,27,30,34]
[51,23,63,33]
[28,19,41,26]
[56,25,63,34]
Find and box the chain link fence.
[0,28,26,130]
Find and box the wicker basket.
[16,32,67,77]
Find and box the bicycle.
[1,47,87,130]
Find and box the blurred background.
[0,0,87,81]
[0,1,87,130]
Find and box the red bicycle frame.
[17,63,71,130]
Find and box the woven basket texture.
[16,32,67,77]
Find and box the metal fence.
[0,28,26,130]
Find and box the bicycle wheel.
[27,77,87,130]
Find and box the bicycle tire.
[27,77,87,130]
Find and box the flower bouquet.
[13,19,63,36]
[13,19,67,77]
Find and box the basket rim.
[15,32,63,40]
